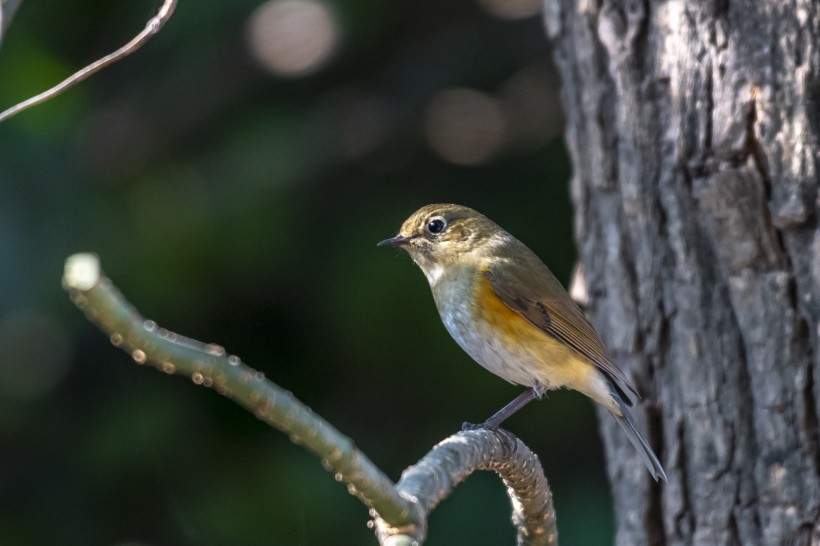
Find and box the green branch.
[62,253,420,529]
[62,253,557,545]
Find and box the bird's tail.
[611,387,667,482]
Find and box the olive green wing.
[484,262,639,403]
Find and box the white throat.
[423,263,446,286]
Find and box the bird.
[378,203,666,482]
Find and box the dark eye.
[426,218,447,235]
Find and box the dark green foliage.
[0,1,612,544]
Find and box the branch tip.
[63,253,100,291]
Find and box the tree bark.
[544,0,819,544]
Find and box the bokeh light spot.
[424,88,507,166]
[499,61,564,151]
[247,0,339,77]
[478,0,542,20]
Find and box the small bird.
[379,204,666,482]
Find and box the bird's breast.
[431,270,545,386]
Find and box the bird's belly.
[437,290,598,395]
[438,304,558,389]
[440,309,536,386]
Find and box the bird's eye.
[426,218,447,235]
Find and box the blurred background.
[0,0,613,544]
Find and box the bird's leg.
[481,387,539,430]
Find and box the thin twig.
[61,253,423,531]
[0,0,177,123]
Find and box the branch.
[374,429,557,545]
[0,0,176,123]
[61,253,421,530]
[62,253,557,545]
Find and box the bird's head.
[379,203,508,283]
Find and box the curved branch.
[374,429,557,546]
[0,0,176,123]
[62,253,557,545]
[61,253,422,531]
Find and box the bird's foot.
[461,421,485,432]
[461,420,504,431]
[461,422,517,452]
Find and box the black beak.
[377,235,411,247]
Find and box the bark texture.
[544,0,819,544]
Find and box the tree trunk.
[543,0,819,544]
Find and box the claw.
[461,421,483,432]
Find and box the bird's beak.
[377,235,411,247]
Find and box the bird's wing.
[484,262,639,402]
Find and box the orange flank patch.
[471,272,544,344]
[470,273,613,409]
